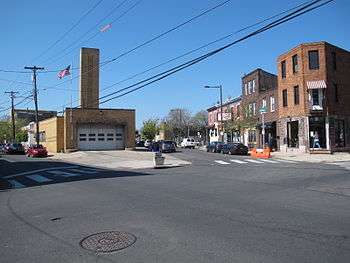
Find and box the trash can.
[154,152,165,167]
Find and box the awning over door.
[307,80,327,89]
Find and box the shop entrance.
[309,116,326,149]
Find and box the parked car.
[3,143,25,154]
[0,143,4,153]
[221,143,249,155]
[148,141,160,152]
[135,140,145,147]
[181,138,196,149]
[160,140,176,153]
[26,144,48,158]
[144,140,152,148]
[206,141,224,153]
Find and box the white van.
[181,138,196,149]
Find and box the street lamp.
[204,85,223,142]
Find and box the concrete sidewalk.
[271,151,350,163]
[48,150,191,169]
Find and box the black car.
[160,140,176,153]
[4,143,25,154]
[206,141,224,153]
[135,140,145,147]
[221,143,249,155]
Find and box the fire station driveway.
[48,149,191,169]
[0,149,350,262]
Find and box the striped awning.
[307,80,327,89]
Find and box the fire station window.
[282,89,288,107]
[281,60,286,78]
[107,138,114,141]
[116,133,122,136]
[308,50,319,70]
[88,134,95,137]
[294,85,299,105]
[88,138,96,141]
[98,138,105,141]
[107,133,114,137]
[292,54,298,73]
[98,133,104,137]
[79,138,86,141]
[79,134,86,137]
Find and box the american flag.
[58,65,71,79]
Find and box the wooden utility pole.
[24,66,44,146]
[4,91,19,142]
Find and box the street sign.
[259,107,267,114]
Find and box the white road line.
[46,170,80,177]
[26,174,52,183]
[3,166,79,179]
[8,180,25,189]
[67,168,99,174]
[244,159,264,164]
[230,159,248,164]
[215,160,230,165]
[259,159,279,164]
[275,159,297,163]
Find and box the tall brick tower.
[79,47,99,109]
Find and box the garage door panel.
[77,125,124,150]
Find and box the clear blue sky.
[1,0,349,128]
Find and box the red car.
[26,145,48,158]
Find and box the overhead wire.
[54,0,323,111]
[31,0,104,64]
[97,0,334,105]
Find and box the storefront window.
[287,121,299,147]
[335,119,345,147]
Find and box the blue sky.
[1,0,349,128]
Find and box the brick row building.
[207,41,350,153]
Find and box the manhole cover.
[80,231,136,253]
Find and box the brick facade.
[241,68,278,149]
[207,97,241,143]
[277,41,350,152]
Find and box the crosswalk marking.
[8,180,25,189]
[230,159,248,164]
[215,160,230,165]
[46,170,80,177]
[26,174,52,183]
[259,159,279,164]
[244,159,264,164]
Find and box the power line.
[45,0,233,89]
[52,0,319,111]
[41,0,132,67]
[97,0,334,105]
[31,0,104,63]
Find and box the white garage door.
[77,125,124,150]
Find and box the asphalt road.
[0,149,349,262]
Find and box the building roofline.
[242,68,277,79]
[207,96,241,111]
[277,41,350,60]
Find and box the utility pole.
[24,66,44,146]
[5,91,19,142]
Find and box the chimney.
[79,47,99,109]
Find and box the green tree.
[141,119,159,140]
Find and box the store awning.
[307,80,327,89]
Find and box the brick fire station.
[35,47,135,153]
